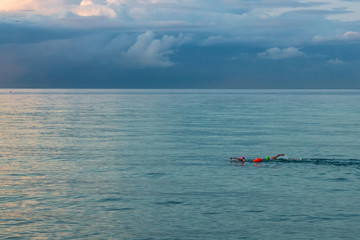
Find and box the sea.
[1,89,360,239]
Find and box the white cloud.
[258,47,305,60]
[74,0,117,18]
[328,58,344,65]
[341,31,360,40]
[121,31,190,67]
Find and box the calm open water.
[1,89,360,239]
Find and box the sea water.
[0,89,360,239]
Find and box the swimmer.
[230,154,286,162]
[230,156,246,162]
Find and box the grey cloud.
[0,29,191,76]
[121,31,190,67]
[2,0,360,47]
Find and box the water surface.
[1,89,360,239]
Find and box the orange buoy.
[253,158,263,162]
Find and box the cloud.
[2,2,360,53]
[0,0,119,19]
[2,0,360,48]
[328,58,344,64]
[106,0,127,5]
[313,31,360,42]
[312,35,333,42]
[341,31,360,40]
[128,7,148,20]
[2,0,360,24]
[0,0,75,16]
[258,47,305,60]
[121,31,190,67]
[0,28,192,73]
[74,0,117,18]
[0,0,34,12]
[0,0,57,12]
[201,35,226,46]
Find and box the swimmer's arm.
[271,154,285,159]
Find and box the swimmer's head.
[241,156,245,160]
[265,156,270,160]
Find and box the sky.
[1,0,360,88]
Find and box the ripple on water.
[155,201,184,206]
[329,177,349,182]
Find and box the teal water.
[1,89,360,239]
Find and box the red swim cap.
[253,158,263,162]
